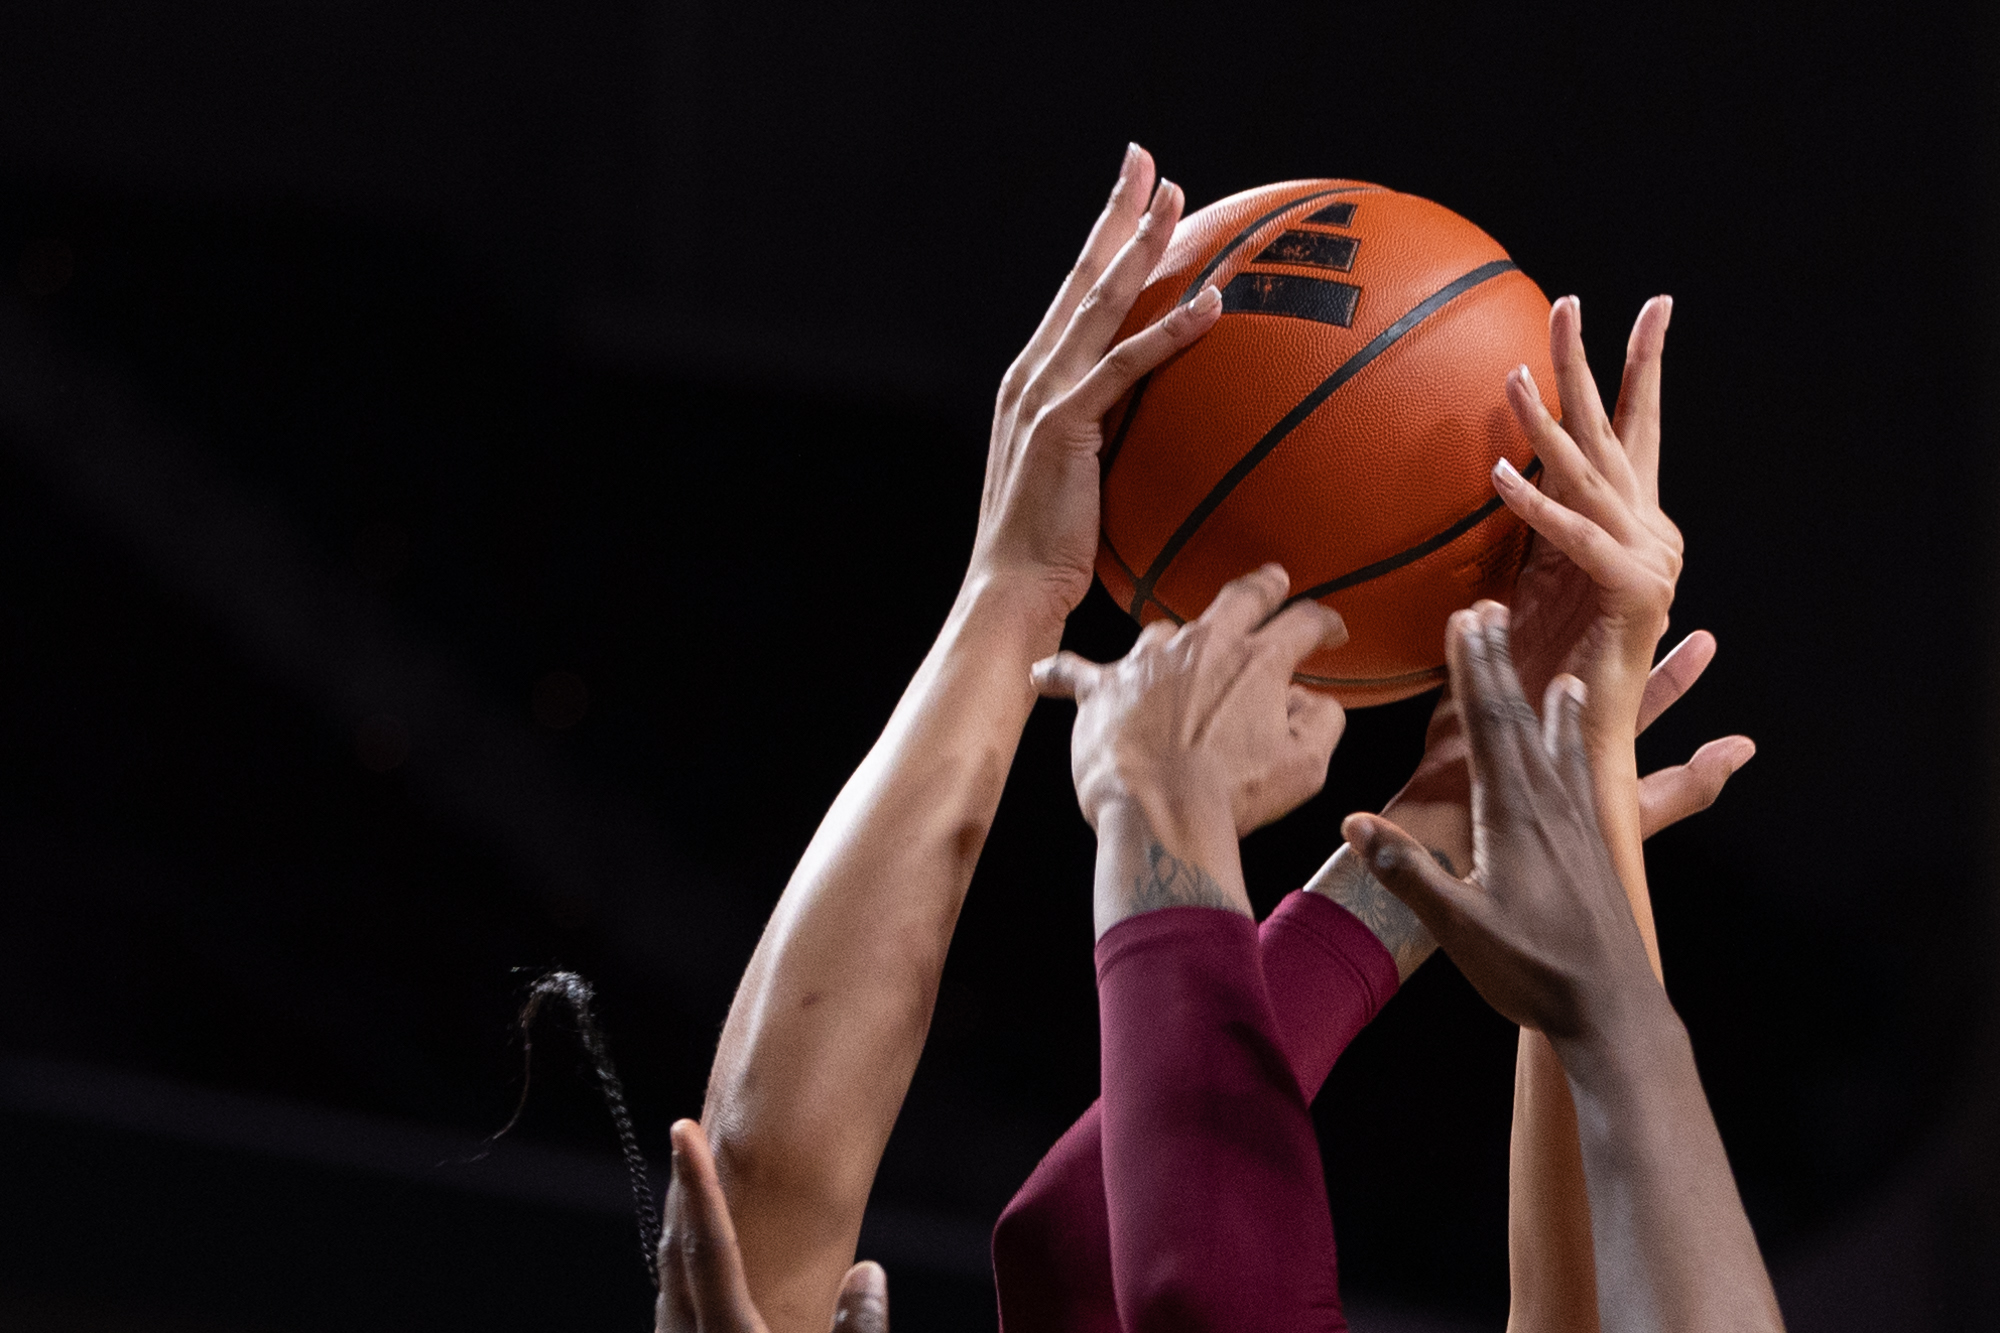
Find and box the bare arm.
[695,576,1055,1333]
[1558,991,1781,1331]
[1347,603,1782,1332]
[681,146,1225,1333]
[1492,295,1686,1333]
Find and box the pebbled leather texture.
[1098,180,1558,708]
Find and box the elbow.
[1121,1270,1232,1333]
[702,1110,870,1236]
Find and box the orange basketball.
[1097,179,1560,707]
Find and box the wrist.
[1093,792,1248,937]
[1549,971,1684,1094]
[1088,763,1238,857]
[950,565,1070,662]
[952,556,1080,648]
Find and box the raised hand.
[689,146,1222,1333]
[1036,564,1348,933]
[1035,563,1349,838]
[969,143,1222,636]
[1408,627,1754,842]
[1500,295,1684,760]
[657,1120,888,1333]
[1340,603,1784,1333]
[1342,603,1652,1037]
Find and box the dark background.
[0,2,1996,1329]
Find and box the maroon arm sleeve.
[1095,905,1344,1333]
[992,892,1395,1333]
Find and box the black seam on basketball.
[1104,186,1379,485]
[1292,664,1447,690]
[1126,257,1521,619]
[1178,185,1378,302]
[1100,530,1141,585]
[1287,455,1544,603]
[1101,376,1149,475]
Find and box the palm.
[1507,531,1607,709]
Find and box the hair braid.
[491,970,662,1290]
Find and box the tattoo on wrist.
[1129,842,1235,916]
[1314,846,1448,980]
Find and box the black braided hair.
[490,970,661,1289]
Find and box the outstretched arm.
[1346,603,1782,1332]
[683,146,1224,1333]
[1492,294,1689,1332]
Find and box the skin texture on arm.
[658,1118,888,1333]
[679,145,1227,1333]
[1345,604,1783,1332]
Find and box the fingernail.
[1190,283,1221,315]
[1123,142,1140,173]
[1729,738,1756,770]
[1513,363,1538,395]
[1493,456,1523,487]
[1154,178,1177,210]
[1562,676,1586,707]
[1567,294,1582,318]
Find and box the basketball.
[1096,179,1560,707]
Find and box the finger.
[1444,607,1508,795]
[1031,651,1101,701]
[1257,597,1349,670]
[1542,673,1596,808]
[1017,144,1156,375]
[1448,600,1536,800]
[1636,629,1716,735]
[1548,296,1641,497]
[832,1261,890,1333]
[669,1119,761,1333]
[1506,364,1642,543]
[1341,812,1482,940]
[1612,296,1673,501]
[1491,456,1640,592]
[1638,735,1754,840]
[1286,682,1348,761]
[1039,178,1187,393]
[1060,283,1222,422]
[1197,563,1293,641]
[658,1185,698,1332]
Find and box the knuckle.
[1472,697,1538,731]
[996,361,1030,406]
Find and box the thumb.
[667,1119,761,1333]
[1340,813,1479,939]
[1031,651,1100,700]
[831,1261,889,1333]
[1635,630,1716,736]
[1638,735,1754,839]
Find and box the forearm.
[1096,896,1343,1333]
[1556,1001,1783,1333]
[699,573,1057,1330]
[1092,785,1247,938]
[1308,786,1468,981]
[1506,711,1664,1333]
